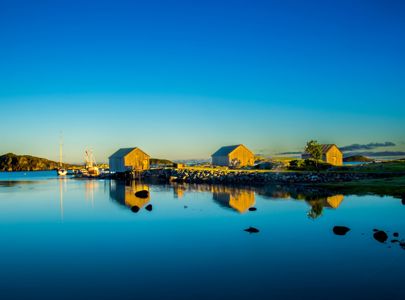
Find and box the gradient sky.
[1,0,405,162]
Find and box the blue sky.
[0,0,404,162]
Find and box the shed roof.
[109,147,149,159]
[320,144,335,153]
[303,144,341,155]
[212,144,245,157]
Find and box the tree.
[304,140,323,169]
[230,158,241,168]
[307,201,324,220]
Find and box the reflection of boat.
[109,181,151,209]
[58,177,66,221]
[212,186,255,213]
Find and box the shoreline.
[1,168,404,199]
[137,168,405,198]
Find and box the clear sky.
[1,0,404,162]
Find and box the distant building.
[302,144,343,166]
[109,147,150,173]
[173,163,185,169]
[211,144,255,167]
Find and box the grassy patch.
[317,175,405,197]
[345,160,405,173]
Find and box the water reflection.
[167,183,347,217]
[85,180,101,207]
[58,178,65,221]
[253,185,345,219]
[0,180,38,187]
[212,186,255,213]
[109,181,150,209]
[107,180,349,217]
[173,183,185,199]
[306,195,344,219]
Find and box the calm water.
[0,171,404,299]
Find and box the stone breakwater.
[141,168,399,185]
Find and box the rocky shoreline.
[140,168,403,185]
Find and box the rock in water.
[145,204,153,212]
[393,232,399,238]
[135,190,149,199]
[333,226,351,236]
[244,227,260,234]
[373,230,388,243]
[131,206,140,213]
[248,207,257,212]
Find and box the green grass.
[285,159,405,173]
[176,160,405,174]
[317,175,405,197]
[181,166,278,173]
[348,160,405,173]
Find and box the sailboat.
[57,138,68,176]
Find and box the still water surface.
[0,171,404,299]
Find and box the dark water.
[0,171,404,299]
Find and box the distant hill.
[0,153,74,171]
[343,155,374,162]
[150,158,173,166]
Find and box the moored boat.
[84,149,100,177]
[58,169,68,176]
[57,136,67,176]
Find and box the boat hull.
[57,169,68,176]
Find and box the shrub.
[289,159,332,171]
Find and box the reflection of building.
[109,147,150,173]
[211,144,255,167]
[109,181,150,208]
[302,144,343,166]
[212,186,255,213]
[173,184,185,199]
[306,194,344,219]
[325,194,344,208]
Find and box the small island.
[343,155,374,162]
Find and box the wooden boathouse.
[302,144,343,166]
[211,144,255,167]
[109,147,150,173]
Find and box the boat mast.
[59,134,63,168]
